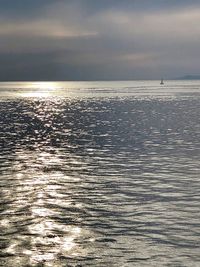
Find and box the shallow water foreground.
[0,81,200,267]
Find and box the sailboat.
[160,78,164,85]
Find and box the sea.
[0,80,200,267]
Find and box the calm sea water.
[0,80,200,267]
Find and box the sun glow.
[20,82,60,97]
[29,82,60,90]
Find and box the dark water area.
[0,81,200,266]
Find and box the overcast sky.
[0,0,200,80]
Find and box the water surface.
[0,81,200,266]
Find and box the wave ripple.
[0,93,200,266]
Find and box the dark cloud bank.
[0,0,200,80]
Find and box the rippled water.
[0,81,200,267]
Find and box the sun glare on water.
[21,82,60,97]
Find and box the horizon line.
[0,78,187,82]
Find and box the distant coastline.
[1,77,200,82]
[176,75,200,80]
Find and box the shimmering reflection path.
[0,90,200,266]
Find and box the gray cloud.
[0,0,200,80]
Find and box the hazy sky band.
[0,0,199,80]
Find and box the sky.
[0,0,200,81]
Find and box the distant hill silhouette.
[177,75,200,80]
